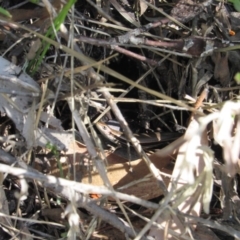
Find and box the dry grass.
[0,0,240,239]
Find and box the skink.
[96,121,182,148]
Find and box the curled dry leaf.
[149,114,210,240]
[139,0,148,16]
[213,101,240,176]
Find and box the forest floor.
[0,0,240,239]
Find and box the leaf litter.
[0,0,240,239]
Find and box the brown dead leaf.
[9,8,48,22]
[65,140,88,155]
[41,208,67,224]
[26,39,42,61]
[34,140,176,200]
[82,151,176,200]
[8,0,62,28]
[211,52,230,86]
[139,0,148,16]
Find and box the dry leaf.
[34,144,176,200]
[139,0,148,16]
[149,114,210,240]
[211,52,230,86]
[109,0,140,27]
[213,101,240,176]
[81,151,175,200]
[26,38,42,61]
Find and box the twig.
[102,88,168,195]
[0,150,156,239]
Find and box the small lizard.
[96,121,182,149]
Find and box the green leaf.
[28,0,77,75]
[29,0,40,4]
[0,7,12,18]
[234,72,240,84]
[228,0,240,12]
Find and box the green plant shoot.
[28,0,77,75]
[234,72,240,84]
[0,7,12,18]
[46,142,64,178]
[228,0,240,12]
[29,0,41,4]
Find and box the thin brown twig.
[102,89,169,195]
[188,87,209,124]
